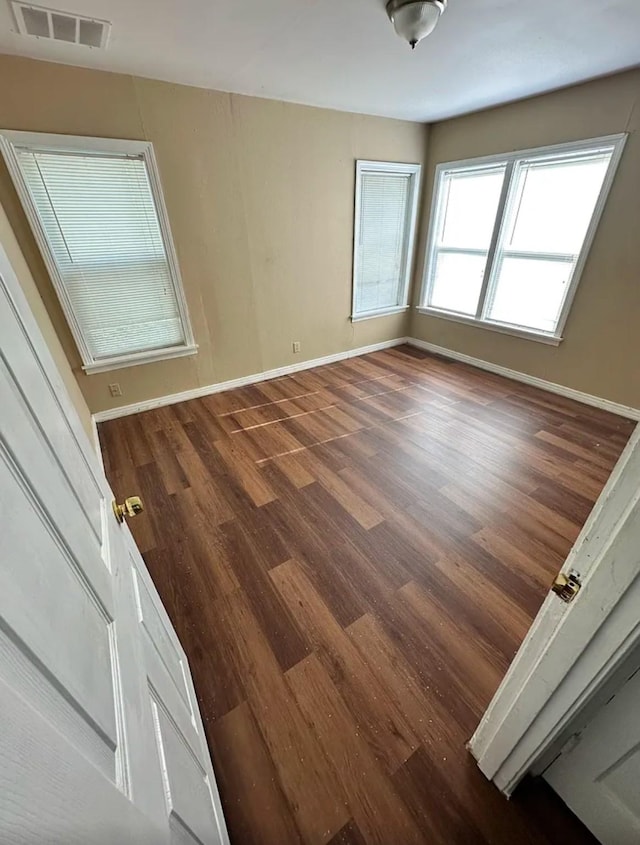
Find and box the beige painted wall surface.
[0,202,93,438]
[0,55,425,413]
[411,68,640,409]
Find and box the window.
[0,131,196,373]
[352,160,421,320]
[420,135,626,343]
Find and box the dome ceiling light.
[386,0,447,49]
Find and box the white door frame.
[470,422,640,795]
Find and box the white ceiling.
[1,0,639,121]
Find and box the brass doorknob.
[113,496,144,523]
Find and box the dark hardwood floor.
[100,345,635,845]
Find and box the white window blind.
[421,135,626,342]
[0,132,195,372]
[352,161,421,320]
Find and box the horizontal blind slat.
[356,172,410,313]
[16,147,185,359]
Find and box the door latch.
[551,570,582,603]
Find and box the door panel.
[132,563,193,713]
[2,463,115,734]
[150,692,221,845]
[0,673,166,845]
[129,541,226,845]
[0,585,114,781]
[1,283,103,536]
[1,349,120,782]
[0,232,228,842]
[1,350,108,587]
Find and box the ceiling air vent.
[12,2,111,48]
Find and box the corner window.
[352,160,421,321]
[420,135,626,343]
[0,131,196,373]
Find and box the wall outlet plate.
[292,341,301,354]
[108,383,122,397]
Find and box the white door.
[545,664,640,844]
[0,239,229,845]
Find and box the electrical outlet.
[292,341,301,354]
[108,383,122,398]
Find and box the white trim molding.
[416,307,563,346]
[84,343,198,374]
[93,337,409,422]
[0,130,196,373]
[351,305,410,322]
[406,337,640,421]
[352,159,421,321]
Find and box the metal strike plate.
[551,570,582,604]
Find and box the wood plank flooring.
[100,346,635,845]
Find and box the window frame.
[418,134,627,345]
[351,159,422,322]
[0,130,197,373]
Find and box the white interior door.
[545,663,640,844]
[0,239,229,845]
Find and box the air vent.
[12,2,111,48]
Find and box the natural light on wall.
[420,135,626,343]
[0,131,196,373]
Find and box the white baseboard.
[93,337,409,423]
[406,337,640,422]
[92,334,640,425]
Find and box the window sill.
[83,344,198,375]
[351,306,410,323]
[415,308,563,346]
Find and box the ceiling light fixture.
[386,0,447,49]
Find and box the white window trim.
[351,159,422,322]
[419,134,628,344]
[0,130,197,373]
[351,304,410,322]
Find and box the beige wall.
[411,68,640,409]
[3,55,638,413]
[0,55,426,413]
[0,201,93,438]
